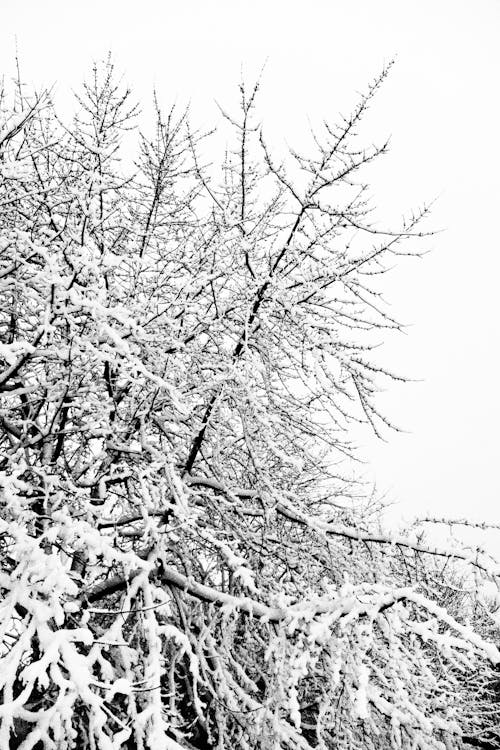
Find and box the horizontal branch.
[274,502,500,580]
[97,478,500,585]
[86,557,411,624]
[84,560,500,663]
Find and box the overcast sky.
[1,0,499,529]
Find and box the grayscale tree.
[0,58,498,749]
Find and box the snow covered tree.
[0,58,499,749]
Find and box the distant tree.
[0,57,498,749]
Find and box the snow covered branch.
[0,58,498,750]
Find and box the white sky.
[1,0,500,529]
